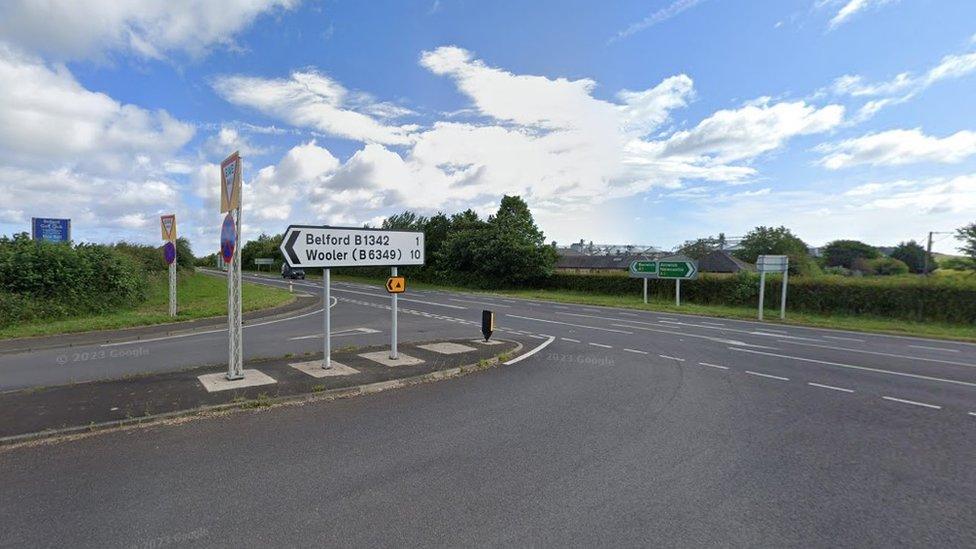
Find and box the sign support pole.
[780,268,789,320]
[323,268,331,369]
[227,206,244,380]
[758,270,766,321]
[643,278,648,304]
[675,279,681,306]
[168,262,177,317]
[390,266,398,360]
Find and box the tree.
[678,236,722,260]
[957,222,976,268]
[733,226,814,274]
[822,240,880,269]
[889,240,930,274]
[240,233,284,271]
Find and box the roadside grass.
[331,273,976,343]
[0,271,294,340]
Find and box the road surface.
[1,274,974,546]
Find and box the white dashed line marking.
[698,362,728,370]
[745,371,789,381]
[589,342,612,348]
[624,348,648,355]
[909,345,960,353]
[807,382,854,393]
[620,312,638,317]
[969,412,976,417]
[658,355,685,362]
[700,322,726,327]
[882,396,941,410]
[528,335,546,340]
[561,337,581,343]
[823,335,865,343]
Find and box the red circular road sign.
[163,241,176,265]
[220,213,236,263]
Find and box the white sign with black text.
[280,226,425,268]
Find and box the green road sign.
[629,260,658,277]
[658,260,698,279]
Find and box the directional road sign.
[280,225,425,268]
[220,213,236,263]
[386,276,406,293]
[657,258,698,279]
[163,241,176,265]
[629,260,658,278]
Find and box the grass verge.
[331,273,976,343]
[0,271,294,339]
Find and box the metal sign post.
[757,255,789,321]
[390,267,398,360]
[676,279,681,306]
[643,278,648,304]
[220,152,244,380]
[324,268,331,369]
[280,225,425,369]
[160,215,177,318]
[657,256,698,307]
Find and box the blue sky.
[1,0,975,254]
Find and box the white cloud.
[0,0,298,61]
[826,0,896,29]
[212,70,415,145]
[819,128,976,169]
[610,0,706,42]
[0,45,194,174]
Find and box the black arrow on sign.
[284,230,301,265]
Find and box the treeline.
[0,233,194,328]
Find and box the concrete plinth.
[197,369,277,393]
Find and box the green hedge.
[0,234,150,327]
[545,272,976,323]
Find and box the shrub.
[867,257,910,276]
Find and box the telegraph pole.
[923,231,953,275]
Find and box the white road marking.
[561,337,581,343]
[332,287,467,309]
[506,314,634,334]
[700,322,726,327]
[659,355,685,362]
[449,298,510,307]
[882,396,942,410]
[624,348,648,354]
[288,327,381,340]
[807,382,854,393]
[731,347,976,388]
[969,412,976,417]
[823,335,865,343]
[780,341,976,368]
[620,312,638,317]
[528,335,546,340]
[909,344,960,353]
[504,335,555,365]
[613,323,775,349]
[759,328,787,334]
[698,362,728,370]
[745,370,789,381]
[553,305,569,309]
[589,342,612,348]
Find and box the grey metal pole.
[643,278,648,304]
[758,270,766,321]
[780,268,789,320]
[390,266,398,360]
[924,231,933,275]
[168,262,177,317]
[323,268,331,369]
[676,279,681,307]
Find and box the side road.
[0,337,525,443]
[0,282,319,355]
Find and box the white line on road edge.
[807,382,854,393]
[698,362,728,370]
[882,396,942,410]
[561,337,581,343]
[909,344,960,353]
[504,336,555,366]
[449,298,510,307]
[969,412,976,417]
[589,342,612,348]
[823,335,865,343]
[779,341,976,368]
[745,370,789,381]
[659,355,685,362]
[730,347,976,388]
[332,287,467,309]
[624,348,649,354]
[506,314,634,334]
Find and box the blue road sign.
[220,213,236,263]
[31,217,71,243]
[163,241,177,265]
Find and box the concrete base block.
[198,369,277,393]
[471,339,503,345]
[359,351,424,367]
[419,342,477,354]
[290,360,359,378]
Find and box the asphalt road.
[1,274,974,546]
